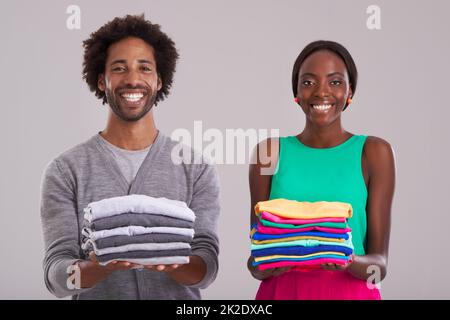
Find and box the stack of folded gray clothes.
[81,194,195,266]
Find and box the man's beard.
[105,86,157,122]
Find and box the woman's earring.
[294,97,299,103]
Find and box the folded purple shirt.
[257,222,351,234]
[260,211,347,224]
[251,225,350,241]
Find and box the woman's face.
[296,50,352,127]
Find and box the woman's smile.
[310,103,335,113]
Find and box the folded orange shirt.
[254,198,353,219]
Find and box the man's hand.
[144,256,207,286]
[74,252,142,288]
[144,264,180,272]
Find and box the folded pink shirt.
[257,258,348,271]
[260,211,347,225]
[257,222,351,235]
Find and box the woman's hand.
[320,263,347,271]
[247,256,291,280]
[320,254,355,271]
[254,266,292,280]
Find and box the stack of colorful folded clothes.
[81,194,195,266]
[250,199,354,271]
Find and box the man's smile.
[116,88,149,106]
[121,92,145,102]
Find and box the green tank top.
[269,135,368,255]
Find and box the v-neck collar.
[92,130,165,195]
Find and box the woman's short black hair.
[82,14,179,106]
[292,40,357,110]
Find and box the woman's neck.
[298,121,352,148]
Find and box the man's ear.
[157,75,162,91]
[98,74,106,92]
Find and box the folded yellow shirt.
[254,198,353,219]
[254,251,345,262]
[251,236,345,245]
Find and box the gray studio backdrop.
[1,0,449,299]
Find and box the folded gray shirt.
[84,212,194,231]
[88,233,193,249]
[96,249,192,264]
[40,131,220,299]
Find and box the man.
[40,14,220,299]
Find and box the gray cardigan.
[40,131,220,299]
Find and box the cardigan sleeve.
[40,159,92,298]
[186,162,221,289]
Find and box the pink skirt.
[255,269,381,300]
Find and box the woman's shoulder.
[253,136,294,162]
[363,135,396,169]
[251,137,281,175]
[363,135,393,152]
[254,137,281,155]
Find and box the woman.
[248,40,395,300]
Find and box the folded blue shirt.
[251,244,353,257]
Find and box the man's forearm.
[167,255,207,286]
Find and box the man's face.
[98,36,162,122]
